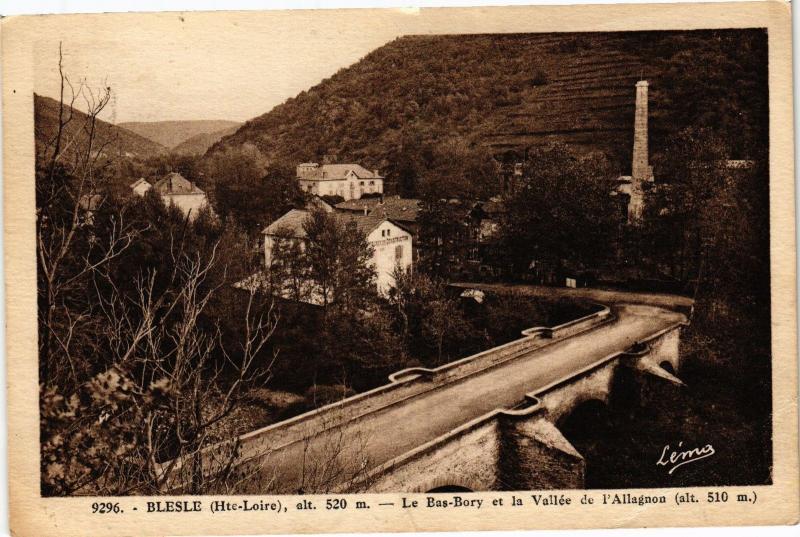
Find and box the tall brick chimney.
[627,80,653,224]
[631,80,651,183]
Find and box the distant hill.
[207,30,767,186]
[119,120,241,150]
[171,125,240,155]
[34,94,167,160]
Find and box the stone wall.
[499,415,585,489]
[366,419,501,493]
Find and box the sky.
[27,1,755,126]
[32,9,425,124]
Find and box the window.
[369,181,374,185]
[386,228,391,237]
[395,245,403,260]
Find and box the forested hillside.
[34,94,167,159]
[207,30,767,192]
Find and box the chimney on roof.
[373,169,380,177]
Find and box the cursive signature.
[656,441,715,474]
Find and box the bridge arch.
[427,485,474,493]
[415,474,482,494]
[538,361,617,424]
[660,361,676,375]
[556,397,611,436]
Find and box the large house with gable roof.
[296,162,384,201]
[262,208,412,296]
[130,172,209,221]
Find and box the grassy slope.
[171,125,241,155]
[34,94,167,160]
[119,119,241,149]
[208,30,767,178]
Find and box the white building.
[132,172,209,221]
[130,178,152,197]
[296,163,384,201]
[262,208,412,297]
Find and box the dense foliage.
[501,144,619,272]
[206,146,306,234]
[207,30,767,195]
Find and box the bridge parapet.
[163,302,688,494]
[532,320,687,423]
[361,320,686,493]
[233,304,612,469]
[390,303,611,384]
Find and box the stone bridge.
[182,290,691,493]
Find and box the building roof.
[298,163,383,181]
[263,209,311,238]
[262,209,409,239]
[369,197,422,223]
[336,196,421,222]
[307,196,335,213]
[153,172,204,195]
[130,178,151,189]
[335,198,382,213]
[335,213,387,236]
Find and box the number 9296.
[91,502,122,514]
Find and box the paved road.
[254,304,686,491]
[450,282,695,310]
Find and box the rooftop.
[297,163,383,181]
[336,196,422,223]
[153,172,204,195]
[130,177,151,189]
[262,209,311,238]
[263,209,408,239]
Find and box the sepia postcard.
[2,1,798,535]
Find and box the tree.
[265,226,310,303]
[42,239,276,495]
[417,198,471,278]
[207,146,305,234]
[417,137,500,200]
[37,47,278,496]
[302,209,375,312]
[36,45,139,390]
[387,269,475,366]
[644,127,770,326]
[500,144,619,272]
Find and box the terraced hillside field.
[207,30,768,186]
